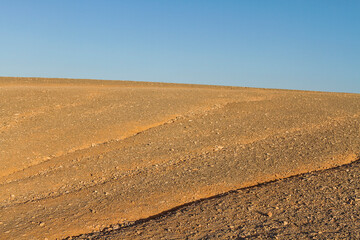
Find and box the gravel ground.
[1,77,359,239]
[76,158,360,240]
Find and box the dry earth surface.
[73,158,360,240]
[0,77,359,239]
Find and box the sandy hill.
[0,77,359,239]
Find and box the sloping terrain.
[74,158,360,240]
[0,77,359,239]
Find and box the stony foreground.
[74,158,360,240]
[0,77,359,239]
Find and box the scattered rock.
[214,145,224,151]
[112,224,121,230]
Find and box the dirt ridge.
[1,77,360,239]
[67,157,360,239]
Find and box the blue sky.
[0,0,359,93]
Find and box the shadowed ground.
[0,77,359,239]
[74,159,360,240]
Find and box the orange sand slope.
[0,77,359,239]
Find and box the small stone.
[39,222,45,227]
[283,221,288,226]
[112,224,120,230]
[267,212,273,217]
[214,145,224,151]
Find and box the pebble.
[113,224,121,230]
[39,222,45,227]
[214,145,224,151]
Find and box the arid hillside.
[0,77,359,239]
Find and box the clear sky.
[0,0,359,93]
